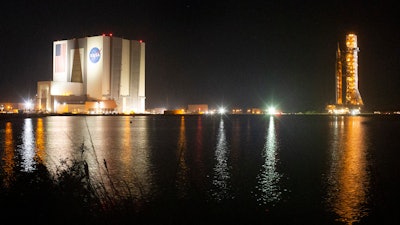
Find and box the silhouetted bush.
[0,144,141,225]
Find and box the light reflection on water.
[2,114,394,223]
[44,116,84,171]
[12,116,155,200]
[176,116,189,198]
[1,122,15,187]
[255,116,282,205]
[36,118,45,164]
[193,116,205,190]
[113,116,154,199]
[211,118,232,201]
[130,117,153,197]
[326,116,370,224]
[83,116,155,200]
[19,118,35,171]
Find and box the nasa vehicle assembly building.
[36,34,145,114]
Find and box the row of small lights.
[214,106,279,115]
[23,99,280,115]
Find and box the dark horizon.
[1,0,399,112]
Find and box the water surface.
[1,114,399,224]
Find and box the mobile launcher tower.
[327,33,364,114]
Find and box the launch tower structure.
[329,33,363,114]
[343,34,363,106]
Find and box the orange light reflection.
[2,122,15,187]
[176,116,189,197]
[327,116,369,224]
[35,118,45,164]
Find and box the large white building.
[37,34,145,114]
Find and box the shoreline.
[1,112,398,119]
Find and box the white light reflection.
[326,116,370,224]
[255,116,282,205]
[20,118,35,171]
[44,116,83,175]
[127,116,154,199]
[211,118,232,201]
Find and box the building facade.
[37,34,145,114]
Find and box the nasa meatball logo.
[89,47,101,63]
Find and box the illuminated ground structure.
[327,34,363,115]
[36,34,145,114]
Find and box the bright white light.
[267,106,276,115]
[350,108,360,115]
[25,100,33,110]
[218,107,226,114]
[333,107,349,115]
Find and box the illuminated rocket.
[335,43,343,105]
[335,33,363,106]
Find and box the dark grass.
[1,147,381,225]
[0,139,147,225]
[0,159,258,225]
[0,153,297,225]
[0,158,336,225]
[0,142,255,225]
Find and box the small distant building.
[0,102,23,113]
[148,108,167,114]
[187,104,208,114]
[231,108,243,114]
[246,108,263,114]
[164,109,186,115]
[36,34,145,114]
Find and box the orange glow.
[327,116,369,223]
[119,116,153,198]
[334,34,363,110]
[176,116,188,197]
[35,118,45,164]
[2,122,15,187]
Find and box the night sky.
[1,0,399,112]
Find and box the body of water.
[1,114,399,224]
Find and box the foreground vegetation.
[0,157,263,225]
[0,157,143,224]
[0,140,256,225]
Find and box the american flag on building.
[55,43,66,73]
